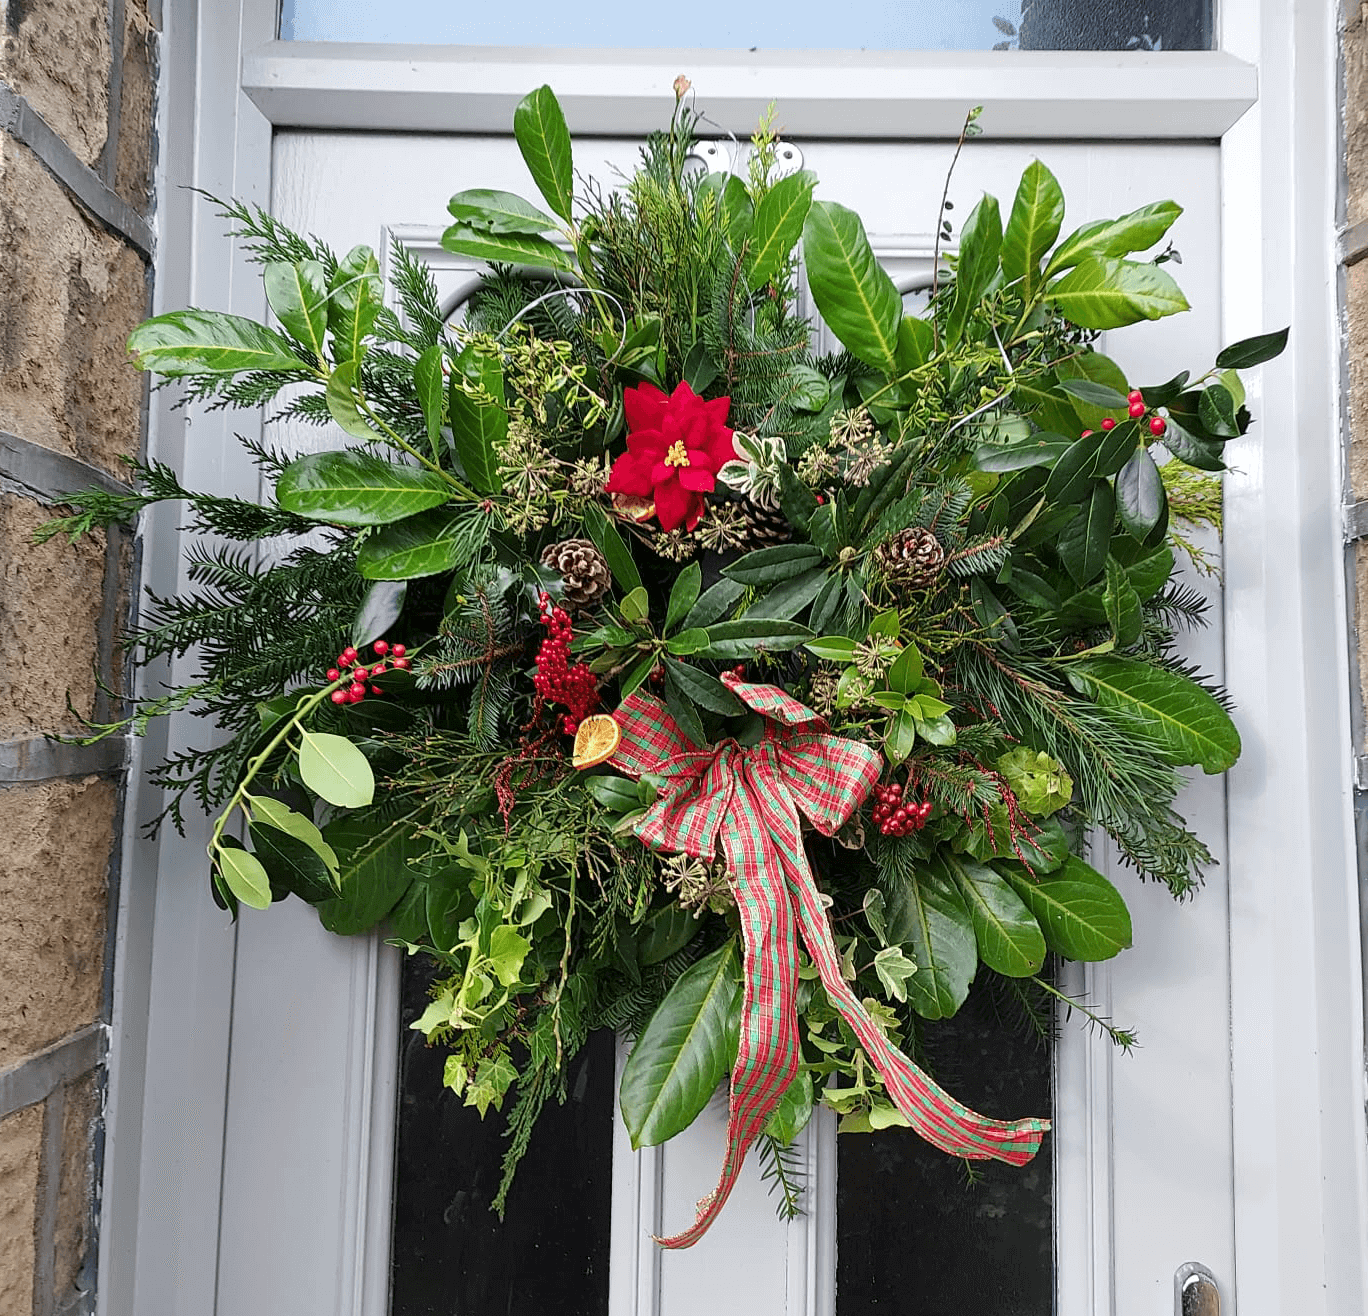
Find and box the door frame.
[100,2,1368,1313]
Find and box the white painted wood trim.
[241,42,1257,140]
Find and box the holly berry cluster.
[326,639,409,705]
[533,594,600,735]
[1082,388,1167,440]
[871,781,933,837]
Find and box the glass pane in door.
[836,980,1053,1314]
[390,956,615,1315]
[280,0,1210,51]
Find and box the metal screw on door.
[1175,1262,1220,1315]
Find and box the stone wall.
[0,1,157,1312]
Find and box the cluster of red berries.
[871,781,933,837]
[326,639,409,705]
[1081,389,1167,440]
[533,594,600,735]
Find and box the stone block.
[53,1072,98,1300]
[0,495,108,741]
[0,139,150,479]
[1347,262,1368,501]
[1349,3,1368,227]
[0,1104,41,1316]
[114,2,157,213]
[0,0,112,167]
[0,778,113,1068]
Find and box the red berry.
[391,644,405,658]
[394,657,411,670]
[330,689,347,704]
[1128,400,1146,419]
[1149,415,1167,437]
[1127,389,1143,404]
[1101,417,1117,431]
[347,689,365,704]
[327,668,340,681]
[1080,428,1093,438]
[371,685,383,695]
[373,640,389,656]
[372,665,386,677]
[342,647,358,662]
[349,682,366,697]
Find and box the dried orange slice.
[573,713,622,769]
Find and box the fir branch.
[758,1132,806,1221]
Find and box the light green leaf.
[884,868,977,1020]
[1070,656,1241,773]
[1046,200,1183,276]
[297,729,375,808]
[247,795,339,876]
[945,193,1003,348]
[765,1071,815,1144]
[619,585,649,624]
[217,847,273,911]
[276,450,450,526]
[805,635,858,663]
[127,310,308,378]
[873,946,920,1003]
[323,361,383,441]
[413,346,445,455]
[488,925,532,986]
[327,246,382,364]
[745,169,816,290]
[355,507,489,580]
[1002,856,1133,961]
[446,188,560,234]
[513,85,575,222]
[620,942,742,1148]
[803,200,902,374]
[1050,257,1190,330]
[447,346,506,493]
[263,259,328,357]
[886,644,925,694]
[942,854,1046,978]
[440,224,575,274]
[1001,160,1065,302]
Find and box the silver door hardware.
[1175,1261,1220,1315]
[685,140,805,179]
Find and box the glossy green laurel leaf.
[1215,327,1289,370]
[1001,159,1065,302]
[247,795,339,876]
[298,729,375,808]
[1161,415,1227,471]
[327,245,383,363]
[664,560,703,633]
[127,310,308,377]
[743,568,829,622]
[248,822,337,904]
[440,224,575,274]
[1050,256,1190,330]
[276,450,450,526]
[945,193,1002,349]
[263,259,328,357]
[698,619,814,660]
[745,169,816,290]
[723,543,824,586]
[446,188,560,234]
[1045,200,1183,276]
[1043,424,1136,505]
[513,85,575,222]
[884,867,977,1020]
[661,658,745,715]
[941,854,1046,979]
[802,200,902,374]
[413,346,446,455]
[355,508,488,580]
[973,434,1072,472]
[1058,481,1116,587]
[1114,446,1167,540]
[352,579,407,647]
[1001,856,1133,962]
[638,905,699,967]
[447,346,507,493]
[581,502,643,595]
[317,811,421,935]
[620,942,742,1148]
[1103,555,1143,647]
[1071,657,1241,772]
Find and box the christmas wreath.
[49,85,1286,1245]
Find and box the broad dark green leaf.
[413,346,446,455]
[276,450,450,525]
[317,811,421,935]
[323,361,382,442]
[973,434,1072,472]
[1055,352,1132,431]
[1125,544,1174,601]
[356,507,489,580]
[1001,159,1065,302]
[945,194,1003,349]
[1057,377,1129,410]
[447,346,506,493]
[803,200,902,374]
[263,259,328,357]
[746,170,815,290]
[1103,555,1143,647]
[1046,200,1183,275]
[1114,446,1166,539]
[665,561,703,633]
[127,310,308,377]
[638,905,699,967]
[1050,257,1189,330]
[744,568,829,621]
[620,942,742,1147]
[1160,415,1227,471]
[785,364,831,413]
[942,854,1046,978]
[1073,657,1242,773]
[446,188,560,234]
[440,224,575,274]
[895,314,935,373]
[353,579,407,647]
[581,502,643,594]
[298,729,375,807]
[513,85,575,222]
[249,822,337,904]
[661,658,745,715]
[663,673,708,749]
[1198,384,1238,437]
[1002,857,1133,962]
[724,543,825,586]
[1058,481,1116,586]
[1215,326,1289,369]
[884,866,977,1020]
[584,774,640,813]
[248,795,339,876]
[327,246,383,364]
[699,619,814,660]
[1045,425,1138,505]
[682,576,745,630]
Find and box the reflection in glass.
[281,0,1210,51]
[836,982,1053,1315]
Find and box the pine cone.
[875,526,946,589]
[736,497,792,549]
[540,538,611,609]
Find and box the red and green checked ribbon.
[610,672,1049,1249]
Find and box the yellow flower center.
[663,439,691,468]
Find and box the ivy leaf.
[355,508,489,580]
[216,846,273,911]
[263,259,328,357]
[446,188,560,235]
[513,84,575,222]
[620,942,742,1148]
[1215,327,1289,369]
[942,854,1046,978]
[298,729,375,808]
[447,346,506,494]
[440,224,575,274]
[765,1071,815,1144]
[803,200,902,374]
[487,925,531,987]
[1071,657,1241,772]
[1001,159,1065,302]
[276,450,450,525]
[352,579,407,647]
[127,310,308,377]
[1001,857,1133,961]
[745,169,816,290]
[884,867,977,1019]
[873,946,920,1003]
[1050,256,1189,330]
[945,193,1003,348]
[326,245,382,364]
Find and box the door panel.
[225,127,1233,1316]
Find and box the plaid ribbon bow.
[611,672,1049,1249]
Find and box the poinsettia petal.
[651,461,675,485]
[704,429,738,468]
[605,453,655,495]
[703,395,732,427]
[654,478,693,532]
[624,382,668,433]
[626,427,666,458]
[684,501,704,532]
[678,466,716,492]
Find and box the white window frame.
[99,3,1368,1314]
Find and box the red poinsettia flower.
[604,381,736,532]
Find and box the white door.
[103,6,1368,1316]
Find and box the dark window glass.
[390,957,614,1316]
[836,983,1053,1315]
